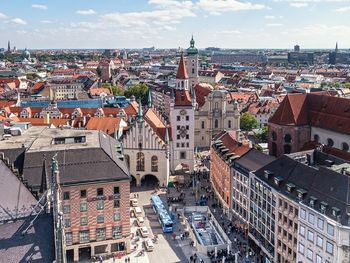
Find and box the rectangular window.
[300,208,306,220]
[317,218,324,230]
[316,236,323,248]
[112,226,122,239]
[299,225,305,237]
[97,188,104,196]
[97,214,104,224]
[181,143,185,147]
[316,255,322,263]
[186,125,189,130]
[186,116,189,121]
[80,203,87,212]
[64,218,71,227]
[326,242,334,255]
[79,230,90,243]
[298,243,304,254]
[66,232,73,245]
[307,230,314,242]
[63,205,70,214]
[177,125,180,130]
[180,152,186,159]
[177,116,180,121]
[176,143,180,147]
[177,135,180,140]
[96,228,106,241]
[114,187,120,194]
[80,189,87,198]
[96,200,104,210]
[63,191,70,200]
[186,134,189,139]
[186,142,189,147]
[114,200,120,208]
[327,223,334,236]
[308,213,315,224]
[114,213,121,221]
[307,249,313,260]
[80,216,88,226]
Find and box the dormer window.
[320,201,328,213]
[331,207,340,217]
[274,177,283,186]
[297,188,307,200]
[286,183,295,193]
[309,196,317,207]
[264,170,273,180]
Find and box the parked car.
[138,226,149,238]
[136,216,145,227]
[143,239,154,252]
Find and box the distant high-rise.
[294,44,300,52]
[335,42,338,53]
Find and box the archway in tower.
[140,174,159,189]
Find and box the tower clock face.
[180,109,187,116]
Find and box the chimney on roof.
[44,113,50,125]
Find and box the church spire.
[147,89,152,108]
[137,98,143,125]
[176,52,188,80]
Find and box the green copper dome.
[187,35,198,55]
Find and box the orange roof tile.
[86,117,122,135]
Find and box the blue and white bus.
[151,195,173,233]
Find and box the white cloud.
[197,0,267,15]
[32,4,48,10]
[40,20,52,24]
[334,6,350,12]
[219,29,241,34]
[0,12,8,19]
[266,23,284,26]
[76,9,97,15]
[11,18,27,25]
[290,2,309,7]
[265,15,276,19]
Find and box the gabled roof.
[143,108,171,142]
[194,83,213,107]
[176,53,188,80]
[174,90,192,107]
[269,93,308,125]
[86,117,123,136]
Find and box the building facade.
[169,53,196,173]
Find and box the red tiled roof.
[194,83,212,107]
[90,88,112,96]
[86,117,123,135]
[143,108,171,142]
[18,117,70,127]
[269,93,308,125]
[215,131,250,157]
[174,90,192,107]
[176,53,188,79]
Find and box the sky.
[0,0,350,49]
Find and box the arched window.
[214,119,218,128]
[192,68,194,74]
[327,138,334,147]
[151,156,158,172]
[314,134,319,142]
[342,142,349,152]
[215,102,218,109]
[228,120,232,129]
[271,131,277,141]
[284,144,292,154]
[201,121,205,129]
[125,155,130,169]
[284,134,292,143]
[136,152,145,171]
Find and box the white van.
[143,239,154,252]
[134,206,142,216]
[130,198,138,207]
[136,216,145,227]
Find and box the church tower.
[169,53,195,173]
[186,35,199,88]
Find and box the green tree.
[344,83,350,89]
[240,112,258,131]
[124,84,149,105]
[111,86,124,96]
[256,125,268,143]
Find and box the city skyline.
[1,0,350,49]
